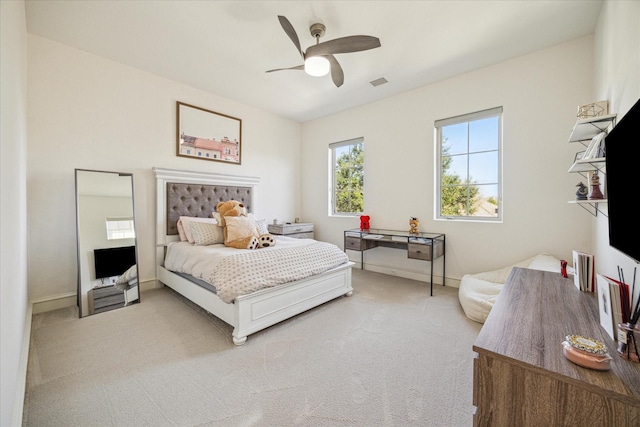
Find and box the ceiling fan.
[266,15,381,87]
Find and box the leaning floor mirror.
[75,169,140,317]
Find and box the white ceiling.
[25,0,603,123]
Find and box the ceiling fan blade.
[326,55,344,87]
[306,36,381,57]
[265,65,305,73]
[277,15,304,59]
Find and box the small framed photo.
[176,101,242,164]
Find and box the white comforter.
[164,237,350,303]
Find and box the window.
[435,107,502,221]
[106,217,136,240]
[330,138,364,215]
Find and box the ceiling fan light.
[304,56,330,77]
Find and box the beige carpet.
[23,269,482,426]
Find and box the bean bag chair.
[458,253,570,323]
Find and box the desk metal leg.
[442,236,446,288]
[430,236,446,296]
[430,252,434,296]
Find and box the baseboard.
[13,302,32,427]
[140,278,162,291]
[354,262,460,288]
[32,279,162,314]
[31,292,76,314]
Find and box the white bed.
[153,167,354,345]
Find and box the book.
[619,279,631,323]
[597,275,630,340]
[362,234,384,239]
[608,275,631,322]
[596,274,615,340]
[582,132,605,160]
[572,250,595,292]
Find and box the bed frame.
[153,167,353,345]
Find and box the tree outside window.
[436,107,502,220]
[330,138,364,215]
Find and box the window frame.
[106,216,136,240]
[435,107,503,222]
[329,137,365,216]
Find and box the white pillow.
[247,213,269,234]
[178,216,219,243]
[177,219,188,241]
[225,216,259,243]
[115,264,137,284]
[188,221,225,246]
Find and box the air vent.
[370,77,388,87]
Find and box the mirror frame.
[74,169,139,317]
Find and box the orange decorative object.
[562,336,612,371]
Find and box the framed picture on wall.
[176,101,242,165]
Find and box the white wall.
[27,35,302,301]
[302,36,596,283]
[593,2,640,296]
[1,1,30,425]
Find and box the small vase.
[617,322,640,363]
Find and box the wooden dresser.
[472,267,640,426]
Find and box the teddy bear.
[409,217,419,234]
[216,200,258,249]
[359,215,370,230]
[216,200,275,249]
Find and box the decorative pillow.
[248,214,269,235]
[225,216,259,243]
[188,221,225,246]
[178,217,219,243]
[256,219,268,235]
[115,264,137,284]
[177,219,188,241]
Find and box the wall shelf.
[568,114,617,142]
[567,111,615,217]
[568,157,606,173]
[568,199,608,217]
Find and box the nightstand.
[87,286,125,315]
[268,222,314,239]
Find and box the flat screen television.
[604,97,640,263]
[94,246,136,279]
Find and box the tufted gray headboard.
[154,168,260,248]
[166,182,253,235]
